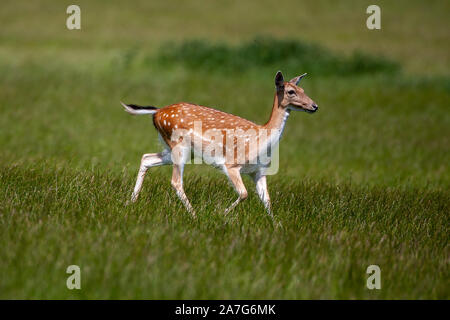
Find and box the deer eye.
[287,90,296,95]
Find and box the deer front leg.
[171,163,196,217]
[224,167,248,214]
[131,151,171,202]
[253,171,272,216]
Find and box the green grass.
[158,37,400,75]
[0,164,448,299]
[0,0,449,299]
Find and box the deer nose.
[312,103,318,111]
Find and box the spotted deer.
[121,71,318,217]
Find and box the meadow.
[0,0,448,299]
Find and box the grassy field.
[0,0,448,299]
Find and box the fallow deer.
[121,71,318,216]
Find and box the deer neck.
[263,91,290,139]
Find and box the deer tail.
[121,102,159,115]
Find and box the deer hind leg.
[171,163,196,217]
[224,166,248,215]
[131,150,172,202]
[252,171,272,216]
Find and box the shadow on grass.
[156,36,400,76]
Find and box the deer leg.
[253,171,272,216]
[131,151,171,202]
[171,163,196,217]
[224,167,248,214]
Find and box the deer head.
[275,71,318,113]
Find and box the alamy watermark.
[366,265,381,290]
[66,265,81,290]
[366,5,381,30]
[169,121,280,175]
[66,5,81,30]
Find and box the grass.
[0,0,449,299]
[158,37,400,75]
[1,164,448,299]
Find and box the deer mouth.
[299,106,318,113]
[306,104,319,113]
[290,103,318,113]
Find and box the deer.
[121,71,318,217]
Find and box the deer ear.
[275,71,284,91]
[289,73,307,86]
